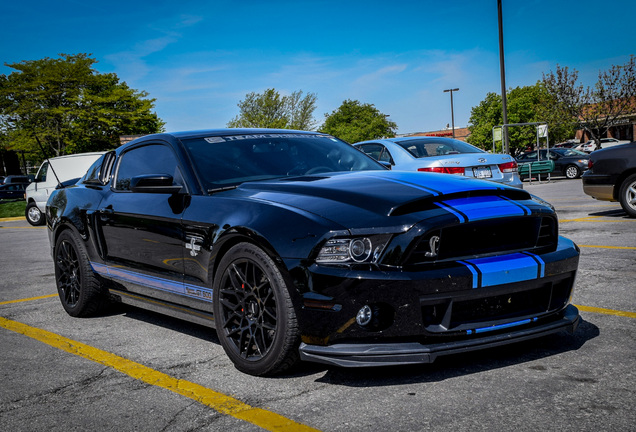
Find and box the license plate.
[473,166,492,178]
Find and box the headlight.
[316,235,390,264]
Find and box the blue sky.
[2,0,635,135]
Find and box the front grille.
[406,216,556,265]
[420,275,575,334]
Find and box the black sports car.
[582,142,636,217]
[47,129,581,376]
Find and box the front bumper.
[299,305,580,367]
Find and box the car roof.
[147,129,322,140]
[356,136,462,145]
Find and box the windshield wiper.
[207,185,239,195]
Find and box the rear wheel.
[25,202,45,226]
[213,242,300,376]
[618,174,636,218]
[54,230,107,317]
[564,164,581,179]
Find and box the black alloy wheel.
[54,230,106,317]
[213,243,299,376]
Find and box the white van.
[25,152,106,225]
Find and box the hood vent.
[390,189,531,217]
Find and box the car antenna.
[33,135,64,189]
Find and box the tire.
[25,202,45,226]
[213,242,300,376]
[564,165,581,179]
[618,174,636,218]
[54,230,107,317]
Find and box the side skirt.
[109,288,216,329]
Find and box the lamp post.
[443,88,459,138]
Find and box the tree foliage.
[319,99,397,143]
[467,83,575,155]
[0,53,164,158]
[542,56,636,149]
[227,88,318,130]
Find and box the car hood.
[230,171,532,231]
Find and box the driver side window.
[114,144,184,191]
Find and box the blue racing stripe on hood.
[439,195,528,222]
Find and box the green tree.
[542,56,636,150]
[0,53,164,158]
[227,88,318,130]
[467,83,575,155]
[320,99,397,143]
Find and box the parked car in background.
[516,148,590,179]
[582,143,636,217]
[354,137,523,188]
[24,152,105,225]
[575,138,631,153]
[2,175,31,185]
[47,129,580,376]
[0,183,27,201]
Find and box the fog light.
[356,305,373,326]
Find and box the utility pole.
[498,0,509,153]
[443,88,459,138]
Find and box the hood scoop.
[390,188,531,217]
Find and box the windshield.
[182,133,385,190]
[395,138,484,158]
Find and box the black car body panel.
[47,129,581,373]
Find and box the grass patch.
[0,200,27,218]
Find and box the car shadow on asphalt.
[588,208,629,218]
[308,318,600,386]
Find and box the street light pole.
[498,0,509,154]
[443,88,459,138]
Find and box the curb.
[0,217,25,222]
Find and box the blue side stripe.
[440,196,527,222]
[90,262,213,302]
[460,253,542,288]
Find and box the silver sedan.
[354,136,523,189]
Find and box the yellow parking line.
[0,316,318,432]
[575,305,636,319]
[560,216,635,222]
[578,245,636,250]
[0,226,46,229]
[0,294,58,305]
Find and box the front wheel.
[619,174,636,218]
[564,164,581,179]
[25,202,45,226]
[54,230,107,317]
[213,242,300,376]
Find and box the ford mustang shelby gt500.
[47,129,580,376]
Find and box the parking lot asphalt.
[1,177,634,431]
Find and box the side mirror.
[378,161,392,170]
[130,174,183,194]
